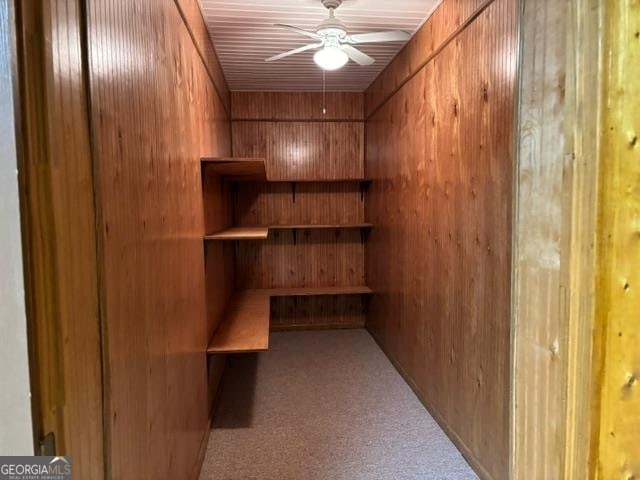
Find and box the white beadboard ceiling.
[198,0,441,91]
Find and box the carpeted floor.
[200,329,478,480]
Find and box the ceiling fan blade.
[265,43,323,62]
[341,45,375,66]
[274,24,322,40]
[349,30,411,44]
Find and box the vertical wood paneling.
[236,230,365,289]
[231,91,364,120]
[231,92,366,329]
[173,0,230,111]
[15,0,104,476]
[232,121,364,180]
[270,296,367,330]
[234,182,365,226]
[594,0,640,477]
[364,0,517,478]
[86,0,230,477]
[365,0,490,117]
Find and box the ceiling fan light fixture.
[313,46,348,71]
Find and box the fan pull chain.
[322,69,327,116]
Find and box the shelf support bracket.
[291,181,297,203]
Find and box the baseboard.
[367,329,496,480]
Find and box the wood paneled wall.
[231,92,367,329]
[174,0,230,111]
[232,91,363,121]
[365,0,492,117]
[364,0,517,478]
[86,0,230,478]
[15,1,103,476]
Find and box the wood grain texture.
[231,91,364,121]
[207,290,270,353]
[511,2,570,478]
[365,0,491,118]
[232,121,364,181]
[265,286,372,296]
[560,1,602,478]
[15,1,104,476]
[268,224,372,230]
[511,0,605,478]
[364,0,517,478]
[173,0,230,111]
[202,169,235,345]
[510,0,605,478]
[202,157,266,180]
[231,92,367,329]
[205,227,269,240]
[594,1,640,477]
[86,0,230,477]
[234,182,366,226]
[236,230,366,290]
[270,296,367,331]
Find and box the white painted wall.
[0,0,34,455]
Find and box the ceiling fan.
[265,0,411,71]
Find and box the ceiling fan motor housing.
[317,2,347,39]
[321,0,343,10]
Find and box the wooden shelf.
[204,227,269,240]
[200,159,372,186]
[206,286,372,354]
[265,286,373,296]
[269,223,373,230]
[205,224,371,241]
[201,157,266,180]
[265,178,372,184]
[207,290,270,354]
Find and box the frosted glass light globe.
[314,46,348,71]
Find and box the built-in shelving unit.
[202,156,373,353]
[205,223,372,241]
[206,286,373,353]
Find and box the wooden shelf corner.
[207,290,270,354]
[201,157,267,180]
[204,226,269,241]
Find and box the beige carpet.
[200,329,478,480]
